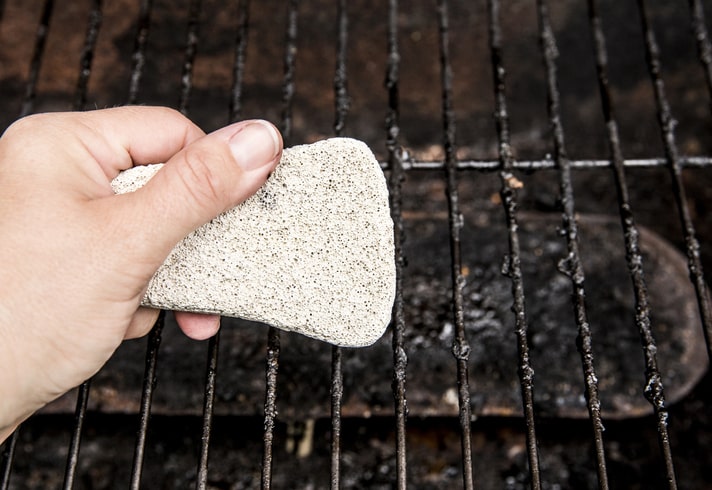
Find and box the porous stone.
[111,138,395,347]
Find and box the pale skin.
[0,106,283,442]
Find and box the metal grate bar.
[486,1,542,488]
[129,316,165,490]
[196,331,220,490]
[637,0,712,361]
[61,6,106,486]
[385,1,408,488]
[123,2,166,487]
[280,0,299,142]
[587,1,677,487]
[127,0,154,105]
[62,380,91,490]
[228,0,250,124]
[73,0,102,111]
[333,0,349,135]
[262,3,300,486]
[436,2,474,488]
[329,1,349,488]
[384,156,712,171]
[329,347,343,489]
[536,1,609,488]
[174,2,224,484]
[688,0,712,115]
[2,0,99,483]
[261,327,281,490]
[0,430,18,490]
[19,0,54,117]
[178,0,203,115]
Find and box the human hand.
[0,106,282,440]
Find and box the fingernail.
[229,120,281,171]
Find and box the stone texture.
[111,138,395,347]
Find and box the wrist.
[0,303,39,440]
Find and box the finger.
[175,312,221,340]
[77,106,206,178]
[2,107,206,182]
[107,119,282,262]
[124,306,161,339]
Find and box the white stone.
[111,138,395,347]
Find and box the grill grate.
[2,1,712,488]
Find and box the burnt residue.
[261,327,280,490]
[536,0,609,486]
[126,0,153,105]
[228,0,249,123]
[437,1,475,488]
[330,3,348,488]
[279,0,299,144]
[487,0,543,487]
[129,313,164,490]
[19,0,54,118]
[636,0,712,361]
[72,0,102,111]
[3,1,712,489]
[385,1,409,489]
[177,0,202,115]
[587,0,677,485]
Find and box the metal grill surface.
[1,1,712,489]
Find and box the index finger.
[76,106,206,178]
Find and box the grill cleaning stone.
[111,137,395,347]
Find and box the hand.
[0,106,282,440]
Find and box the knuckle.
[3,113,48,140]
[177,144,232,211]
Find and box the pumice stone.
[111,138,396,347]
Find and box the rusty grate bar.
[3,2,712,487]
[486,1,542,488]
[196,331,220,490]
[228,0,250,124]
[73,0,102,111]
[261,327,281,490]
[329,346,343,490]
[62,381,90,490]
[333,0,349,136]
[129,316,164,490]
[280,0,299,143]
[124,1,165,486]
[178,0,202,116]
[688,0,712,116]
[171,0,226,485]
[61,4,106,487]
[637,0,712,361]
[329,1,349,488]
[0,430,17,490]
[19,0,53,118]
[127,0,154,105]
[436,1,474,488]
[587,0,677,487]
[385,1,408,488]
[535,1,609,489]
[391,156,712,171]
[261,3,300,486]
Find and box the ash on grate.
[42,205,707,420]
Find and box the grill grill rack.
[1,0,712,488]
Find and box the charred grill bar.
[1,1,712,488]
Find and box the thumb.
[112,119,282,266]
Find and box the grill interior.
[2,0,712,488]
